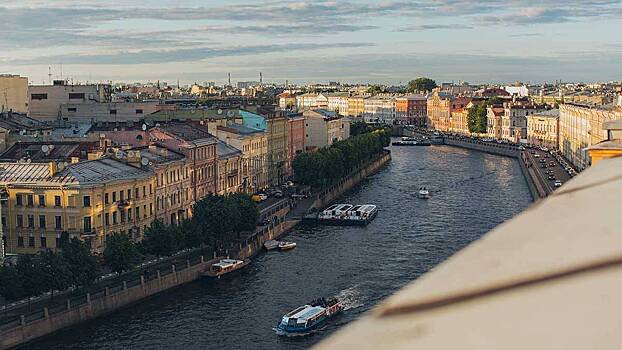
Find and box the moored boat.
[264,240,280,251]
[318,203,378,226]
[201,258,251,280]
[275,298,343,336]
[278,241,297,250]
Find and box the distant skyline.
[1,0,621,85]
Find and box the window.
[38,194,45,206]
[136,207,140,220]
[40,236,47,248]
[110,109,117,115]
[112,212,118,224]
[83,195,91,207]
[1,216,5,228]
[27,194,34,207]
[55,216,62,229]
[39,215,46,228]
[27,215,34,228]
[149,184,153,194]
[142,186,146,197]
[83,216,92,233]
[127,189,131,200]
[135,109,143,114]
[16,215,23,227]
[135,188,139,199]
[67,107,77,112]
[149,203,153,215]
[54,195,61,207]
[68,92,85,99]
[128,208,132,221]
[16,194,22,206]
[120,191,124,201]
[120,209,126,223]
[104,193,109,204]
[31,93,48,100]
[17,237,24,247]
[28,236,35,247]
[105,213,110,226]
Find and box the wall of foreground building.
[315,156,622,350]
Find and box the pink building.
[287,112,305,175]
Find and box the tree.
[104,233,142,274]
[231,193,259,233]
[16,255,46,300]
[350,121,371,136]
[367,85,384,94]
[0,265,25,301]
[468,103,488,134]
[142,220,181,257]
[60,237,100,287]
[487,96,505,106]
[39,251,73,298]
[408,77,437,93]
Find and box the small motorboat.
[417,187,431,199]
[264,240,280,251]
[275,297,343,336]
[279,241,297,250]
[201,258,251,280]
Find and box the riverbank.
[0,151,391,350]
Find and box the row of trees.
[293,128,390,188]
[467,96,506,134]
[0,237,99,301]
[0,194,259,301]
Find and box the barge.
[316,203,378,226]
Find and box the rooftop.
[0,141,99,162]
[217,140,242,159]
[218,122,265,135]
[157,123,217,142]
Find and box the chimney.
[71,157,79,164]
[49,161,58,177]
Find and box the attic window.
[68,107,77,112]
[110,109,117,115]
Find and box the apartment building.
[427,88,452,131]
[0,74,28,113]
[559,103,622,170]
[363,96,396,124]
[347,96,366,118]
[286,111,305,176]
[216,140,243,195]
[0,158,156,254]
[28,80,111,120]
[501,103,547,142]
[395,95,427,126]
[327,93,350,115]
[486,106,505,139]
[526,109,559,149]
[303,109,350,150]
[296,93,328,110]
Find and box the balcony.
[315,156,622,350]
[116,199,131,207]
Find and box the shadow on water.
[26,141,532,350]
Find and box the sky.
[1,0,621,85]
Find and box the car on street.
[548,175,556,180]
[554,180,563,187]
[549,161,556,166]
[539,159,545,163]
[534,153,540,158]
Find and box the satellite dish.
[141,157,149,166]
[148,161,153,166]
[57,162,65,170]
[41,145,49,153]
[217,109,223,115]
[115,151,123,159]
[48,145,54,150]
[226,110,235,118]
[26,158,31,163]
[142,123,147,131]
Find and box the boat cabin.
[211,259,244,273]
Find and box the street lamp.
[0,167,5,263]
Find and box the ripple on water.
[26,142,532,350]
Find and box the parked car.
[252,193,268,202]
[548,175,556,180]
[534,153,540,158]
[554,180,563,187]
[539,159,545,163]
[549,161,556,166]
[518,146,525,150]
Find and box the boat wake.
[336,285,364,311]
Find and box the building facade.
[347,96,366,118]
[363,97,396,124]
[286,112,305,176]
[327,93,349,115]
[486,106,505,139]
[0,74,28,113]
[559,103,622,170]
[296,93,328,110]
[395,95,427,126]
[28,81,111,120]
[526,110,559,149]
[216,141,243,195]
[427,88,452,132]
[303,109,350,150]
[501,103,547,142]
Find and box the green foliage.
[467,103,488,134]
[60,238,100,287]
[0,265,25,300]
[142,219,182,257]
[487,96,505,106]
[104,233,142,274]
[350,121,373,136]
[39,251,73,297]
[408,77,437,93]
[293,128,390,187]
[367,85,385,94]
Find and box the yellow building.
[216,141,243,195]
[347,96,366,118]
[486,106,504,139]
[216,123,268,194]
[0,74,28,113]
[0,158,156,254]
[426,88,451,131]
[587,119,622,166]
[449,104,470,135]
[559,103,622,170]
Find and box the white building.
[363,96,396,124]
[327,93,349,115]
[504,85,530,97]
[296,93,328,110]
[303,109,350,150]
[500,103,547,142]
[61,101,161,123]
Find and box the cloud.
[6,42,375,65]
[395,24,473,31]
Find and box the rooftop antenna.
[48,67,52,85]
[260,72,263,85]
[60,63,63,81]
[228,72,231,87]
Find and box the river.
[26,143,532,350]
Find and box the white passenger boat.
[275,297,343,336]
[264,240,280,251]
[318,203,378,226]
[279,241,297,250]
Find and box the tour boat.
[264,240,280,251]
[201,258,251,280]
[417,187,431,199]
[392,139,431,146]
[278,241,297,250]
[275,298,343,336]
[318,204,378,226]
